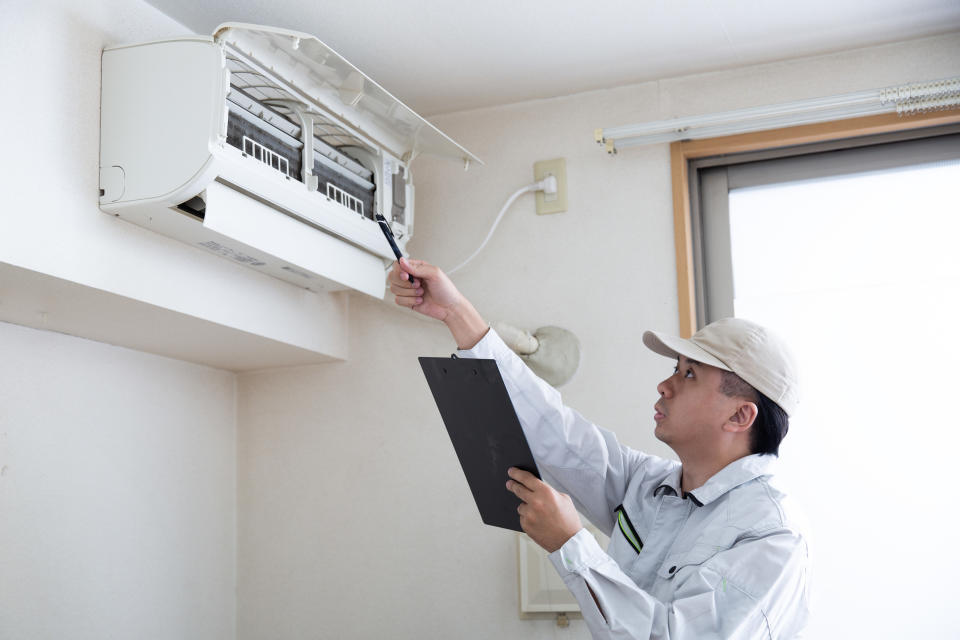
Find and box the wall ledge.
[0,261,348,371]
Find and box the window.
[681,126,960,637]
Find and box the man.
[390,257,810,639]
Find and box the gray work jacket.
[458,329,810,639]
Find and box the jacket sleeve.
[549,528,809,640]
[457,328,671,535]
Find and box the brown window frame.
[669,108,960,338]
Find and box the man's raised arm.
[388,257,488,349]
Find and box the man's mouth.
[654,404,666,422]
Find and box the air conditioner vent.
[242,136,291,177]
[176,195,206,220]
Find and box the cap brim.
[642,330,731,371]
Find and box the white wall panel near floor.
[0,321,236,639]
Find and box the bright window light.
[728,159,960,638]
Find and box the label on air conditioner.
[197,240,266,267]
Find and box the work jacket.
[458,328,810,639]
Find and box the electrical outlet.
[534,158,567,215]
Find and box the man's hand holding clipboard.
[505,467,582,552]
[395,256,581,543]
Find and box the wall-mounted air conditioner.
[99,23,480,298]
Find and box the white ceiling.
[144,0,960,116]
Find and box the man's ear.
[723,401,758,434]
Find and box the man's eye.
[685,369,694,379]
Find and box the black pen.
[375,214,416,285]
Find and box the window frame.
[669,108,960,337]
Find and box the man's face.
[653,356,739,454]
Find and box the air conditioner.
[99,23,480,298]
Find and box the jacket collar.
[655,454,777,507]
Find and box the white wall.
[0,321,236,639]
[236,32,960,639]
[1,1,239,637]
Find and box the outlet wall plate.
[534,158,567,215]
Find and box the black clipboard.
[419,356,540,532]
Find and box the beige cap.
[642,318,799,416]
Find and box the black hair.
[719,370,790,456]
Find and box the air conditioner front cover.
[213,23,483,166]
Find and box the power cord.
[446,175,558,275]
[379,175,558,323]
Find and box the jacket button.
[669,566,677,574]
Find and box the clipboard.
[419,356,540,532]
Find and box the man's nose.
[657,377,673,398]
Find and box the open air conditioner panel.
[224,53,377,221]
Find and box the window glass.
[727,159,960,638]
